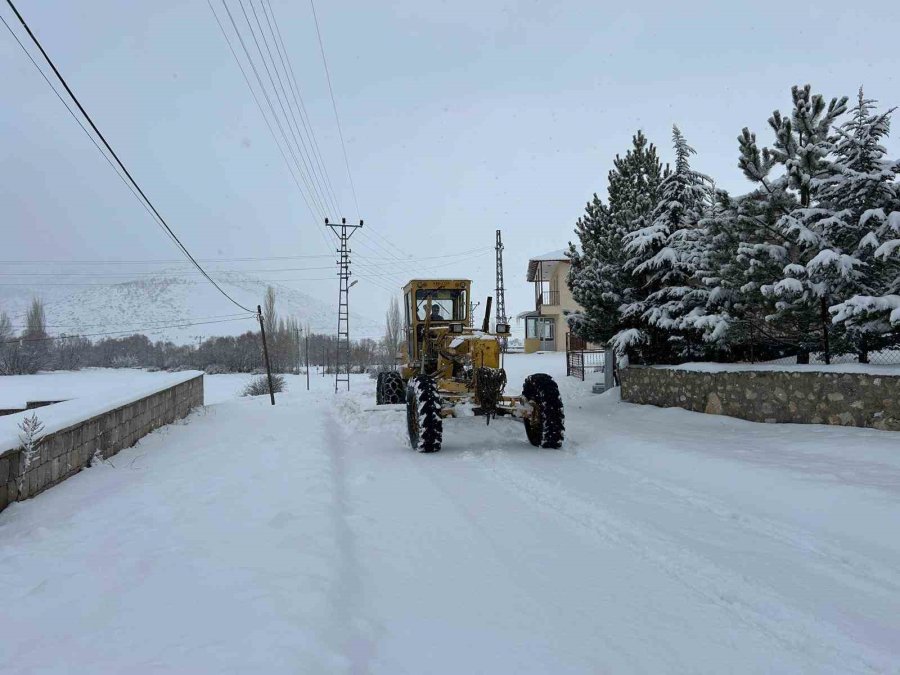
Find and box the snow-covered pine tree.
[566,195,616,342]
[617,126,712,362]
[825,89,900,354]
[731,85,849,362]
[567,131,667,346]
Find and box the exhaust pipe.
[482,296,492,332]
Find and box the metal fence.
[565,333,606,381]
[763,347,900,367]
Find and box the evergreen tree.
[825,89,900,350]
[617,126,712,361]
[566,195,615,341]
[567,131,667,345]
[730,85,849,362]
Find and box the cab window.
[416,289,466,321]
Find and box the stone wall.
[0,375,203,513]
[619,366,900,431]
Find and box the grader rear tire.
[406,375,443,453]
[522,373,565,449]
[376,371,404,405]
[376,373,385,405]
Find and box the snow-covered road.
[2,354,899,673]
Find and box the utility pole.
[305,332,310,391]
[468,300,480,328]
[326,217,363,392]
[257,305,275,406]
[495,229,508,347]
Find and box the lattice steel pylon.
[326,217,363,392]
[495,229,507,345]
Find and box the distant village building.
[521,250,584,353]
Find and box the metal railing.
[537,290,560,307]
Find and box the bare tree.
[0,311,11,342]
[20,297,49,373]
[263,286,277,338]
[381,296,403,370]
[0,310,16,376]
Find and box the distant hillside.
[0,271,381,344]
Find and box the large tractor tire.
[522,373,565,449]
[376,371,405,405]
[406,375,443,453]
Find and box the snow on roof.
[531,249,568,262]
[0,371,203,456]
[526,249,569,281]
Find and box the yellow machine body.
[397,279,511,415]
[377,278,565,452]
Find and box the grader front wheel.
[406,375,443,453]
[376,371,405,405]
[522,373,565,449]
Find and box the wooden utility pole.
[305,333,310,391]
[257,305,275,406]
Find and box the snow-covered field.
[1,353,899,673]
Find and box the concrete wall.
[619,366,900,431]
[0,375,203,513]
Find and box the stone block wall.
[0,375,203,513]
[619,366,900,431]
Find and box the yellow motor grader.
[375,279,564,452]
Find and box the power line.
[10,312,254,331]
[263,0,342,216]
[247,0,339,218]
[4,0,255,314]
[1,316,256,344]
[208,0,335,256]
[0,13,179,251]
[0,249,493,279]
[213,0,326,223]
[309,0,360,220]
[238,0,333,218]
[0,246,492,266]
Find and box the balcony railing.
[536,290,560,308]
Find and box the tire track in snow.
[322,401,378,674]
[470,453,888,673]
[575,450,900,598]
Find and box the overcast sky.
[2,0,898,325]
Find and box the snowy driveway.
[1,355,899,673]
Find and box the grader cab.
[375,279,564,453]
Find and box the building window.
[526,317,554,340]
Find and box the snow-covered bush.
[17,413,44,495]
[242,374,286,397]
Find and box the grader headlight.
[449,322,464,334]
[495,323,510,335]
